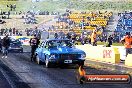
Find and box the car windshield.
[48,40,73,47]
[10,40,22,46]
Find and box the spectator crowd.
[0,28,22,36]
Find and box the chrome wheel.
[45,56,51,68]
[36,55,40,65]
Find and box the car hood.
[49,46,85,54]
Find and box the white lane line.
[0,68,17,88]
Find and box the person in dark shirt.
[54,32,58,39]
[107,35,113,47]
[2,34,11,58]
[0,37,2,52]
[29,34,40,61]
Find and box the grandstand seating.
[115,12,132,34]
[56,11,112,35]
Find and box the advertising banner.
[0,36,33,45]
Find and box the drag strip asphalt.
[0,46,132,88]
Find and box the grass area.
[97,41,123,46]
[0,0,132,13]
[0,0,131,32]
[0,15,55,30]
[0,0,65,13]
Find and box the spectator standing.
[29,34,40,61]
[107,35,113,47]
[54,32,58,39]
[121,32,132,58]
[2,34,11,58]
[13,4,16,11]
[0,37,2,52]
[13,28,16,35]
[91,30,97,46]
[104,34,107,42]
[10,4,13,11]
[9,28,12,36]
[7,11,10,19]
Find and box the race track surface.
[0,46,132,88]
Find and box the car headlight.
[81,54,86,58]
[49,54,56,59]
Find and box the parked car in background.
[35,39,86,68]
[8,39,23,53]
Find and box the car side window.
[41,42,45,47]
[45,41,49,47]
[42,41,50,48]
[39,42,44,48]
[39,41,47,48]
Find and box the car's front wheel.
[45,56,52,68]
[36,54,41,65]
[20,49,23,53]
[78,61,84,67]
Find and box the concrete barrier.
[125,54,132,67]
[76,45,120,64]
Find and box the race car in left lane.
[34,39,86,68]
[8,39,23,53]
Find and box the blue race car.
[34,39,86,68]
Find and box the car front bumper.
[48,59,85,65]
[8,48,23,53]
